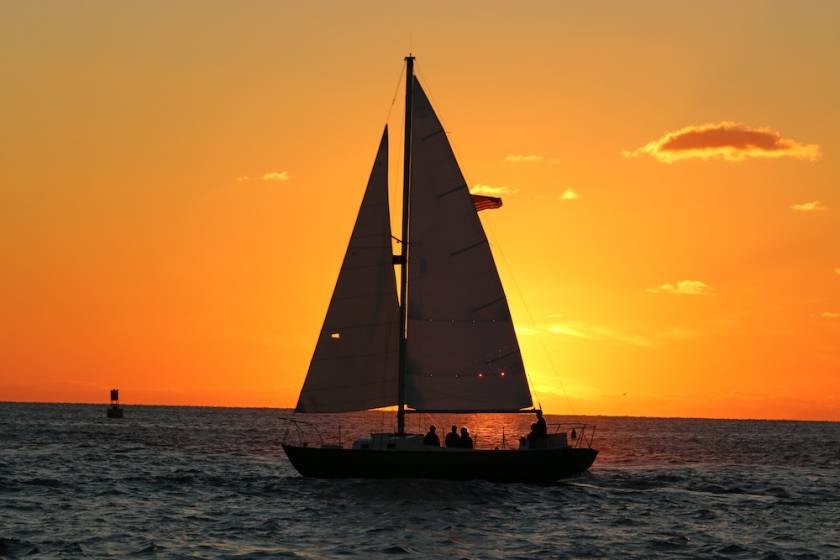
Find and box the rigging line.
[384,61,406,124]
[483,220,576,416]
[411,63,458,161]
[413,64,568,413]
[380,61,405,437]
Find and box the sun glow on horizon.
[1,2,838,421]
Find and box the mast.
[397,54,414,435]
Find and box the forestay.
[404,79,533,412]
[295,129,400,412]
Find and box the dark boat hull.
[282,445,597,482]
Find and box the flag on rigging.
[471,194,503,212]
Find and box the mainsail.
[404,79,533,412]
[295,129,400,412]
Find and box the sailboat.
[282,56,597,482]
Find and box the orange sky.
[2,2,838,420]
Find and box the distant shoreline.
[1,400,837,424]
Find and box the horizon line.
[1,400,837,424]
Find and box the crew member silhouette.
[423,425,440,447]
[459,427,474,449]
[534,410,547,438]
[445,425,460,448]
[527,410,548,448]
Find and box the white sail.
[296,129,400,413]
[405,80,533,412]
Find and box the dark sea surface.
[1,403,839,559]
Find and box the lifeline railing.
[549,423,596,449]
[279,418,325,448]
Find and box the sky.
[1,1,838,420]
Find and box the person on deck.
[459,427,474,449]
[423,425,440,447]
[527,410,548,448]
[534,410,547,438]
[444,425,460,448]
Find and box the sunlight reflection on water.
[1,404,838,559]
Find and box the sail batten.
[295,128,400,413]
[404,79,533,412]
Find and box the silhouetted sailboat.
[282,56,597,481]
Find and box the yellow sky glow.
[1,2,838,420]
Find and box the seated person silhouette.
[459,427,474,449]
[526,411,549,448]
[444,425,460,448]
[422,425,440,447]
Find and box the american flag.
[471,194,503,212]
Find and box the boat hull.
[282,445,597,482]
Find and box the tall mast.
[397,54,414,435]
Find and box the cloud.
[504,154,544,162]
[823,312,840,319]
[263,171,289,181]
[648,280,714,295]
[516,316,654,347]
[624,122,821,163]
[470,184,518,195]
[791,201,827,212]
[235,171,290,182]
[561,188,580,200]
[545,321,656,348]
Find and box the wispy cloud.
[823,312,840,319]
[561,188,580,201]
[235,171,290,183]
[648,280,714,296]
[470,184,518,195]
[518,316,655,348]
[504,154,544,163]
[791,200,827,212]
[624,122,821,163]
[544,321,656,348]
[263,171,289,181]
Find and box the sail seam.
[470,296,506,313]
[450,238,488,257]
[353,233,391,239]
[407,349,523,375]
[312,350,397,362]
[299,380,395,392]
[323,320,399,330]
[420,128,444,142]
[409,318,511,323]
[407,408,534,414]
[485,349,518,363]
[437,184,467,198]
[343,262,394,271]
[331,293,396,301]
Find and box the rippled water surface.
[1,403,839,559]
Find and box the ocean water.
[1,404,838,559]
